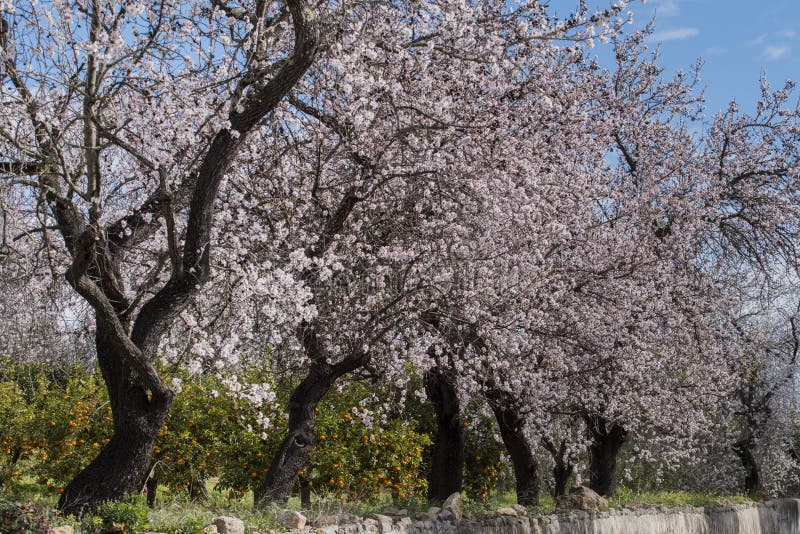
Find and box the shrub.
[96,495,150,533]
[0,499,53,534]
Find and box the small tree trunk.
[299,476,312,508]
[734,438,760,494]
[58,324,173,515]
[257,363,337,505]
[189,475,207,501]
[425,367,465,502]
[486,394,539,506]
[146,476,158,508]
[542,437,574,497]
[553,461,573,497]
[584,414,627,497]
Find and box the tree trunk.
[584,414,627,497]
[553,461,573,497]
[189,475,207,501]
[486,396,539,506]
[299,476,312,508]
[146,476,158,508]
[58,323,173,515]
[734,438,759,494]
[257,363,337,505]
[425,367,465,502]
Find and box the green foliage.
[608,486,754,508]
[0,498,55,533]
[308,383,431,503]
[462,400,513,502]
[95,495,150,533]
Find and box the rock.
[442,492,464,520]
[436,508,454,521]
[200,526,218,534]
[496,507,518,517]
[427,506,441,516]
[512,504,527,515]
[315,514,358,527]
[368,514,394,533]
[277,510,307,530]
[211,516,244,534]
[414,512,432,521]
[48,527,74,534]
[398,517,413,527]
[315,527,338,534]
[555,486,609,511]
[381,507,407,518]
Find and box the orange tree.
[308,386,431,502]
[462,400,513,502]
[0,377,39,490]
[214,379,432,504]
[0,359,111,497]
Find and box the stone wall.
[303,499,800,534]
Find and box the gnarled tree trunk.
[486,390,539,506]
[734,437,760,495]
[584,414,627,497]
[541,434,575,497]
[257,363,337,505]
[425,367,465,502]
[59,321,173,515]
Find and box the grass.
[1,479,760,533]
[607,487,754,510]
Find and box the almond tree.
[0,0,317,512]
[179,0,636,504]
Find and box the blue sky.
[554,0,800,116]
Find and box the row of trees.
[1,0,799,514]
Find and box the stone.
[555,486,609,511]
[436,508,454,521]
[315,514,358,527]
[211,517,245,534]
[398,517,412,527]
[427,506,441,516]
[442,492,464,520]
[496,507,518,517]
[414,512,432,521]
[512,504,527,515]
[200,526,218,534]
[48,528,74,534]
[277,510,307,530]
[368,514,393,533]
[315,527,338,534]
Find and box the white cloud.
[777,29,796,39]
[762,45,791,61]
[650,0,680,17]
[703,46,725,56]
[749,34,767,46]
[649,27,699,42]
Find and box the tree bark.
[584,414,627,497]
[734,438,759,494]
[485,391,539,506]
[541,437,574,497]
[257,363,337,505]
[299,476,312,508]
[146,476,158,508]
[425,367,465,502]
[59,322,173,515]
[553,461,573,497]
